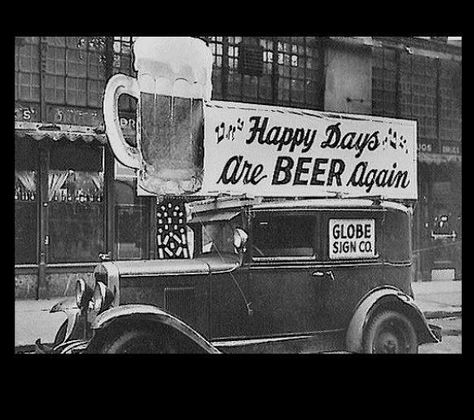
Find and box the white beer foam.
[139,74,172,96]
[134,37,213,100]
[173,79,195,98]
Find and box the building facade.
[370,37,462,282]
[14,36,461,300]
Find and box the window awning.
[15,121,107,144]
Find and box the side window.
[252,213,317,259]
[384,210,411,262]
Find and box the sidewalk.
[412,280,462,319]
[15,281,462,350]
[15,297,74,350]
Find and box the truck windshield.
[187,217,242,257]
[200,221,237,255]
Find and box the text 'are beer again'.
[215,116,411,194]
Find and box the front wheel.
[363,310,418,354]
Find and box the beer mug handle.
[103,73,141,169]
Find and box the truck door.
[320,210,385,329]
[246,210,330,336]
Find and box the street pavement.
[15,280,462,352]
[419,316,461,353]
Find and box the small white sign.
[329,219,376,260]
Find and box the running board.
[212,330,346,354]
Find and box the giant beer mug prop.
[103,37,213,195]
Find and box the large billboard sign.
[104,37,417,200]
[200,101,417,200]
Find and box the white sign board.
[329,219,376,260]
[200,101,417,200]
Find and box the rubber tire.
[99,328,176,354]
[363,310,418,354]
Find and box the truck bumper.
[35,338,90,354]
[35,299,95,354]
[428,323,443,342]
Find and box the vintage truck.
[36,196,441,354]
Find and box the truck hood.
[100,254,240,277]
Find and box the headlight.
[93,282,114,313]
[75,279,93,310]
[94,264,108,286]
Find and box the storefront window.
[207,36,323,109]
[15,139,38,264]
[156,199,189,259]
[114,177,149,260]
[43,36,107,109]
[48,141,105,263]
[15,37,40,102]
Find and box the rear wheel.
[100,328,177,354]
[363,310,418,354]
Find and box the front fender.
[90,304,221,354]
[35,299,88,353]
[49,298,85,345]
[346,286,440,353]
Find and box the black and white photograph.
[14,36,462,354]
